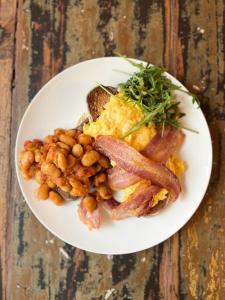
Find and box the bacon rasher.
[94,135,181,200]
[141,127,185,162]
[110,183,161,219]
[78,199,101,230]
[107,127,184,191]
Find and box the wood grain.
[0,0,224,299]
[0,1,17,299]
[178,1,225,299]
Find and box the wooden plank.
[10,1,71,299]
[158,1,184,299]
[0,1,17,299]
[179,0,225,299]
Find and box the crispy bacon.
[94,135,181,200]
[102,197,120,214]
[78,200,101,230]
[108,166,140,190]
[107,127,184,191]
[106,198,120,209]
[105,182,161,219]
[141,127,185,162]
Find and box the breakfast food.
[19,57,199,230]
[19,129,112,211]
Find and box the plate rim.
[15,56,213,254]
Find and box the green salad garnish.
[118,56,199,137]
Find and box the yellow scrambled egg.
[83,94,186,207]
[166,155,186,176]
[83,93,156,151]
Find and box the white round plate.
[15,57,212,254]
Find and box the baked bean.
[81,150,100,167]
[76,166,96,178]
[49,191,65,205]
[97,184,112,200]
[20,127,112,208]
[48,150,67,167]
[81,177,90,187]
[29,165,37,177]
[20,150,34,169]
[34,149,42,163]
[54,177,71,192]
[67,154,76,168]
[60,184,72,193]
[54,128,65,136]
[70,187,87,197]
[72,161,82,172]
[36,183,50,200]
[59,134,76,147]
[78,134,92,145]
[56,142,71,151]
[72,144,83,157]
[95,164,102,172]
[20,167,29,180]
[40,145,49,159]
[94,173,107,187]
[55,177,66,187]
[98,156,110,168]
[62,168,74,178]
[41,162,61,178]
[56,152,67,172]
[44,135,58,144]
[35,169,45,184]
[59,148,69,156]
[84,145,93,152]
[65,129,76,137]
[46,147,56,162]
[83,195,97,212]
[69,177,87,196]
[21,165,36,180]
[46,179,56,188]
[69,177,83,189]
[24,140,42,151]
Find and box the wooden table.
[1,1,225,299]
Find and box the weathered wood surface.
[0,0,225,299]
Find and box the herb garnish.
[118,57,199,137]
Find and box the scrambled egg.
[83,93,156,151]
[123,181,144,200]
[151,188,168,207]
[166,155,186,176]
[84,93,186,208]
